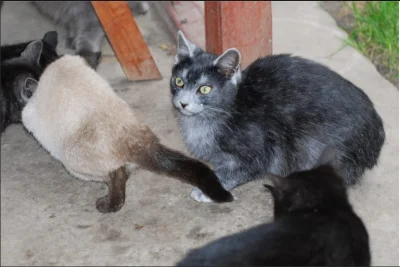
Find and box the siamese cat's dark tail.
[137,142,234,203]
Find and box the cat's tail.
[134,139,234,203]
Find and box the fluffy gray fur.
[170,31,385,202]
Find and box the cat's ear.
[213,48,241,77]
[22,77,38,100]
[268,173,284,185]
[265,173,286,200]
[42,31,58,48]
[175,30,198,64]
[264,184,276,197]
[268,173,290,190]
[21,40,43,65]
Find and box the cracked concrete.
[1,1,398,266]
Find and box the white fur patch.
[181,69,188,79]
[197,74,209,85]
[190,187,213,203]
[230,70,242,85]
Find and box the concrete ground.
[1,1,398,266]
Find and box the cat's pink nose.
[180,102,188,109]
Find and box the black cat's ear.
[42,31,58,48]
[268,173,284,184]
[265,173,287,201]
[264,178,284,201]
[264,184,276,196]
[213,48,241,77]
[22,78,38,100]
[267,173,290,192]
[21,40,43,65]
[175,30,198,64]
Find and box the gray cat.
[31,1,149,69]
[170,31,385,202]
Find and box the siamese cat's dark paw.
[96,195,124,213]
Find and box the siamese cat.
[21,45,233,213]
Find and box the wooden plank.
[205,1,272,69]
[91,1,161,81]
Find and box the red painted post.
[92,1,162,81]
[205,1,272,69]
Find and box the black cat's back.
[177,211,370,266]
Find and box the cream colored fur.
[22,55,150,182]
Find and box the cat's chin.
[178,109,196,117]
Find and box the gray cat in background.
[31,1,149,69]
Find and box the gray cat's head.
[170,31,241,117]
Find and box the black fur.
[1,31,59,65]
[171,32,385,201]
[177,149,371,266]
[1,33,59,133]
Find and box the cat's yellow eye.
[175,77,184,87]
[199,86,212,95]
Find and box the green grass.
[346,1,399,80]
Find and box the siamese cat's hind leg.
[96,166,129,213]
[65,166,129,213]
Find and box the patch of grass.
[346,1,399,82]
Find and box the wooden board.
[205,1,272,69]
[91,1,162,81]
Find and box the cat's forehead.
[175,53,217,78]
[180,67,209,82]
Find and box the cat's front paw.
[190,187,213,203]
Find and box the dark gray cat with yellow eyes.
[170,31,385,202]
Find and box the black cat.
[1,35,58,133]
[1,31,59,66]
[177,148,371,266]
[171,31,385,202]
